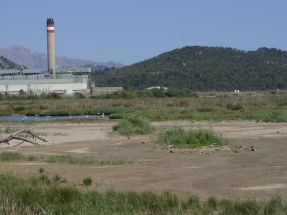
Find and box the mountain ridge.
[91,46,287,91]
[0,55,25,70]
[0,45,123,71]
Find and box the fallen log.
[0,130,50,147]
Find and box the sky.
[1,0,287,65]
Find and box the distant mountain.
[0,45,123,71]
[92,46,287,91]
[83,63,108,71]
[0,55,25,70]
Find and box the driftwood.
[0,130,50,147]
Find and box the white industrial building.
[0,68,91,95]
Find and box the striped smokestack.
[47,18,55,75]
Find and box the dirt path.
[1,121,287,200]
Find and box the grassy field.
[0,173,286,214]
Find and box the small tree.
[19,89,25,95]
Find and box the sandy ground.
[1,120,287,201]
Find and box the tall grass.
[0,152,25,162]
[1,94,287,121]
[155,126,229,148]
[113,116,155,136]
[0,173,287,214]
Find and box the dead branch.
[0,130,50,147]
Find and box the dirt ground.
[1,120,287,201]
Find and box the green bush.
[113,116,154,136]
[38,167,45,174]
[155,126,229,148]
[83,177,93,186]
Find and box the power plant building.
[0,18,91,95]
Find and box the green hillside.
[0,55,25,70]
[91,46,287,91]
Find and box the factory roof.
[22,69,41,74]
[0,70,20,75]
[74,67,91,73]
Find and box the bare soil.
[1,121,287,201]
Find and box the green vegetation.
[90,87,198,99]
[0,152,25,162]
[0,173,287,214]
[2,125,21,133]
[0,152,134,166]
[113,116,155,136]
[155,126,229,148]
[91,46,287,91]
[83,177,93,186]
[0,92,287,123]
[38,167,45,174]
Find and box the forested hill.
[92,46,287,91]
[0,55,25,70]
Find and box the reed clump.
[155,126,229,148]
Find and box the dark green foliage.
[226,102,244,110]
[90,89,197,99]
[74,92,85,99]
[19,89,25,95]
[45,92,61,99]
[38,167,45,174]
[91,46,287,91]
[206,197,218,210]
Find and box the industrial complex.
[0,18,115,95]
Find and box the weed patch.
[155,126,229,148]
[0,152,135,166]
[113,116,154,136]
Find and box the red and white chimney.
[47,18,55,75]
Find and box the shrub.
[38,167,45,174]
[226,103,244,110]
[155,126,229,148]
[53,173,61,182]
[113,116,154,136]
[197,107,214,112]
[262,111,287,122]
[83,177,93,186]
